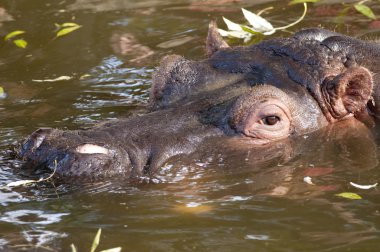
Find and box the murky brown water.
[2,0,380,251]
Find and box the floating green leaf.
[70,244,77,252]
[4,30,25,41]
[56,24,82,38]
[0,86,5,99]
[354,3,376,20]
[13,39,27,48]
[79,74,92,80]
[91,229,101,252]
[70,228,122,252]
[335,192,362,200]
[61,22,81,28]
[100,248,122,252]
[289,0,319,5]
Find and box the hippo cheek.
[222,136,295,168]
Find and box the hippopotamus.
[17,22,380,181]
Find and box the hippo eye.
[262,115,280,126]
[229,95,293,144]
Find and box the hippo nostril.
[75,144,109,155]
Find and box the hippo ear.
[206,20,230,57]
[322,67,373,120]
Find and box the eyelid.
[257,105,287,120]
[259,111,283,118]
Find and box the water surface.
[1,0,380,251]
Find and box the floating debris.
[32,76,73,82]
[349,182,378,190]
[303,176,315,185]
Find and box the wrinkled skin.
[17,23,380,181]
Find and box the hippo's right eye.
[262,116,280,126]
[229,88,293,144]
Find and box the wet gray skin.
[17,23,380,181]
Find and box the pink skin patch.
[75,144,109,155]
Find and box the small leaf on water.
[79,74,92,80]
[217,28,251,39]
[61,22,81,28]
[70,244,77,252]
[4,30,25,41]
[241,8,274,32]
[354,3,376,20]
[100,248,122,252]
[217,28,230,37]
[56,25,82,38]
[222,17,243,31]
[0,86,4,95]
[335,192,362,200]
[91,229,101,252]
[289,0,320,5]
[32,76,73,82]
[13,39,27,48]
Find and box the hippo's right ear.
[206,21,230,57]
[322,66,373,120]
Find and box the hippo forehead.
[210,36,349,90]
[152,34,355,118]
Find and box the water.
[1,0,380,251]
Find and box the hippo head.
[18,23,379,181]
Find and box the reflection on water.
[1,0,380,251]
[0,210,69,225]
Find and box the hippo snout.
[18,128,132,178]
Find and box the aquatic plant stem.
[275,3,307,31]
